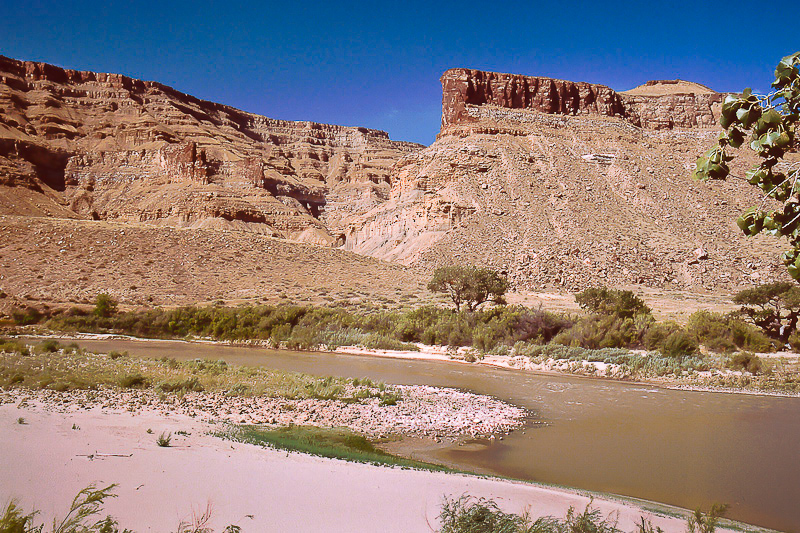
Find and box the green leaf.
[728,128,745,148]
[736,107,751,127]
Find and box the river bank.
[14,332,800,398]
[335,344,800,398]
[0,401,760,533]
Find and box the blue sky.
[2,1,796,145]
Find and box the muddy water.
[47,338,800,531]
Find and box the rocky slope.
[0,56,421,244]
[1,57,794,297]
[343,68,792,292]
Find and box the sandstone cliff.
[440,68,725,130]
[344,69,789,292]
[0,56,421,244]
[0,58,791,294]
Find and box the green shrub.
[789,330,800,352]
[156,432,172,447]
[438,496,622,533]
[575,287,652,319]
[94,293,118,318]
[661,331,699,359]
[11,306,43,325]
[37,340,60,353]
[643,321,681,351]
[552,314,643,349]
[687,310,775,353]
[727,352,764,374]
[0,338,30,355]
[118,373,150,388]
[156,377,204,393]
[1,484,124,533]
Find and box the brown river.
[49,338,800,532]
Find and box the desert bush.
[687,311,775,353]
[156,377,204,393]
[156,432,172,447]
[37,340,60,353]
[789,330,800,352]
[438,496,622,533]
[686,504,728,533]
[0,338,30,355]
[661,331,699,359]
[575,287,652,319]
[726,352,764,374]
[94,293,118,318]
[0,483,125,533]
[11,306,44,326]
[642,321,682,351]
[118,373,150,388]
[552,314,643,349]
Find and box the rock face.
[344,69,790,291]
[0,55,421,243]
[0,58,791,293]
[441,68,626,127]
[441,69,725,130]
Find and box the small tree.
[427,266,508,312]
[94,292,118,318]
[694,52,800,279]
[733,281,800,342]
[574,287,652,319]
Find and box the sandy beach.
[0,399,739,533]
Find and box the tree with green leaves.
[694,52,800,278]
[427,266,508,312]
[94,292,118,318]
[574,287,652,319]
[733,281,800,342]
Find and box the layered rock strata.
[344,69,790,291]
[440,68,725,130]
[0,56,421,243]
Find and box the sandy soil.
[0,402,738,533]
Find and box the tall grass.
[222,425,450,471]
[438,497,622,533]
[438,497,731,533]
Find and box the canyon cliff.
[0,55,421,244]
[343,68,788,292]
[0,58,791,296]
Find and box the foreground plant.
[157,432,172,447]
[695,52,800,279]
[1,483,126,533]
[438,496,731,533]
[438,496,621,533]
[1,485,242,533]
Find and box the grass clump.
[156,432,172,447]
[438,497,732,533]
[438,496,622,533]
[223,425,449,471]
[0,483,128,533]
[726,352,764,374]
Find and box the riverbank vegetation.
[222,424,449,471]
[0,342,394,402]
[438,496,733,533]
[5,283,800,393]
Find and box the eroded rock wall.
[345,69,787,292]
[440,68,725,130]
[0,55,421,243]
